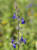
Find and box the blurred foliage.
[0,0,37,50]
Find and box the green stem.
[16,10,19,50]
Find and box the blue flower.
[13,43,16,48]
[21,18,25,24]
[21,20,25,24]
[11,38,14,43]
[12,13,16,19]
[21,36,23,41]
[20,36,26,44]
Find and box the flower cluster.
[11,36,26,48]
[12,13,25,24]
[11,5,26,49]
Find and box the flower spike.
[11,3,26,48]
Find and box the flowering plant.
[11,2,26,50]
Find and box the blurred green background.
[0,0,37,50]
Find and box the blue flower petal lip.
[13,43,16,48]
[12,40,14,43]
[23,39,26,44]
[11,38,14,43]
[12,16,16,19]
[23,41,26,44]
[21,36,23,41]
[21,18,25,24]
[24,39,26,40]
[21,20,25,24]
[12,13,16,19]
[25,41,26,44]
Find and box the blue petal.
[11,38,14,43]
[12,13,16,19]
[21,36,23,41]
[13,43,16,48]
[12,40,14,43]
[21,20,25,24]
[23,39,26,44]
[13,13,16,16]
[12,16,16,19]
